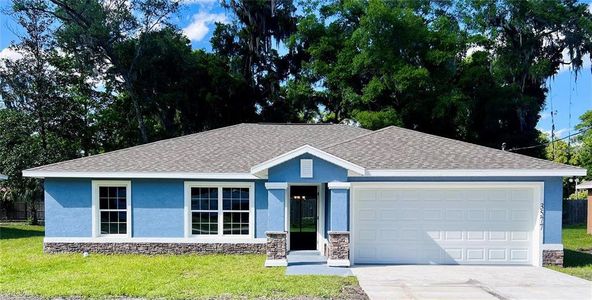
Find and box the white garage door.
[352,183,541,265]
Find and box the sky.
[0,0,591,141]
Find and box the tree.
[213,0,304,121]
[108,28,256,142]
[575,111,592,181]
[460,0,592,155]
[292,0,592,157]
[0,110,44,224]
[14,0,179,143]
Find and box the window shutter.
[300,159,313,178]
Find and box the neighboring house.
[23,123,585,267]
[576,181,592,191]
[576,181,592,234]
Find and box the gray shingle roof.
[323,126,581,170]
[25,123,581,175]
[26,123,370,173]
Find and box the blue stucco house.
[23,123,585,267]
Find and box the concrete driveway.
[351,265,592,300]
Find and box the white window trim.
[184,181,255,241]
[91,180,132,238]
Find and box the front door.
[290,186,318,250]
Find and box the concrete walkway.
[285,251,352,276]
[351,265,592,300]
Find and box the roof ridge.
[384,126,581,169]
[25,123,246,171]
[253,122,337,125]
[321,125,392,150]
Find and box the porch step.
[287,250,327,265]
[286,250,352,276]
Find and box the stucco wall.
[131,179,184,237]
[45,178,92,237]
[44,173,564,245]
[44,178,269,239]
[268,154,348,183]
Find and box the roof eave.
[21,171,260,180]
[361,169,587,177]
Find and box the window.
[191,187,218,235]
[93,181,131,237]
[185,182,253,237]
[222,187,249,235]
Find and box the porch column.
[327,182,351,267]
[264,182,288,267]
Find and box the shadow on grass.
[0,226,44,240]
[564,249,592,268]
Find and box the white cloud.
[182,11,229,42]
[538,127,571,139]
[558,48,591,73]
[0,47,23,61]
[178,0,217,6]
[539,112,550,120]
[465,45,485,58]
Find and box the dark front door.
[290,186,318,251]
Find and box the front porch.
[253,149,363,268]
[263,181,353,267]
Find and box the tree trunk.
[123,77,149,143]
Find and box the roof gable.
[250,145,365,177]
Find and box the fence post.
[588,190,592,235]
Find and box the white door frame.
[349,181,544,266]
[285,183,325,253]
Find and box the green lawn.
[0,224,360,299]
[548,224,592,281]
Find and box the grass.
[0,224,359,299]
[548,224,592,281]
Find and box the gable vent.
[300,159,313,178]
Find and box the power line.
[507,125,592,152]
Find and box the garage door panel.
[353,185,537,265]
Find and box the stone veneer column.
[543,245,564,267]
[327,182,351,267]
[264,182,288,267]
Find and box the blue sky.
[1,0,591,140]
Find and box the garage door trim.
[349,182,544,266]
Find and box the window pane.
[109,187,117,198]
[117,198,126,210]
[99,187,108,197]
[118,211,127,222]
[100,211,109,223]
[116,187,126,198]
[191,187,217,210]
[222,187,249,211]
[99,197,108,209]
[109,223,118,234]
[223,212,249,235]
[101,223,109,234]
[119,222,127,235]
[192,212,218,235]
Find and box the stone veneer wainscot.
[44,242,266,254]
